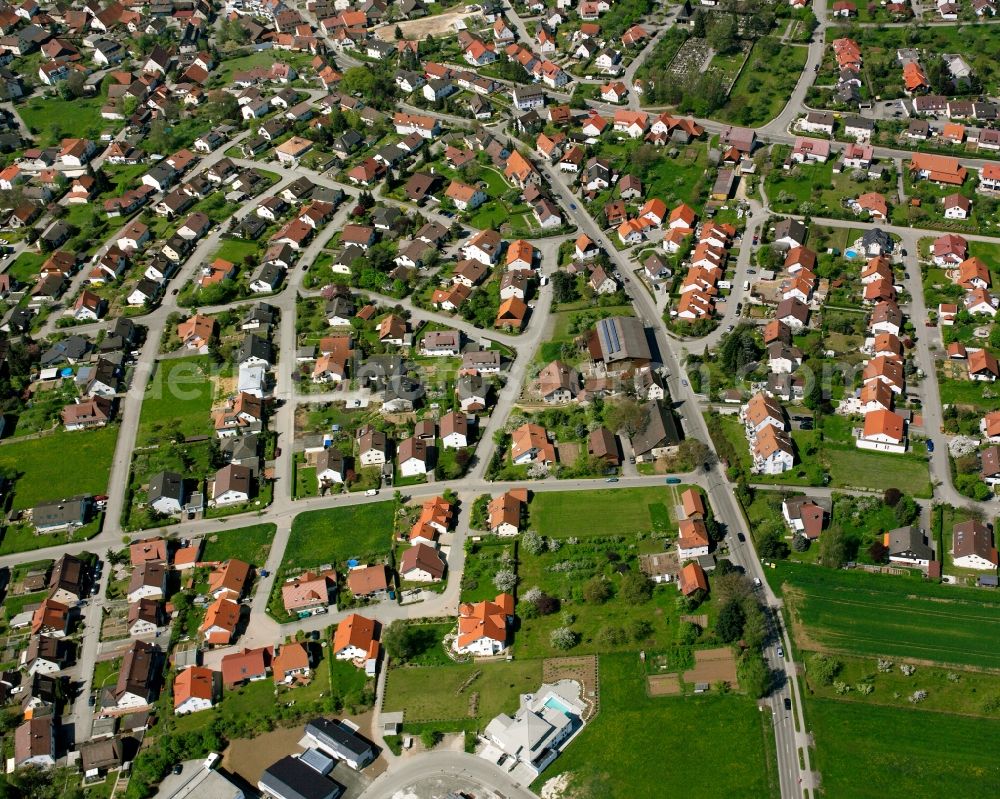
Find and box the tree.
[535,593,560,616]
[894,496,919,526]
[792,534,811,552]
[550,626,578,650]
[868,541,889,563]
[808,654,842,686]
[679,438,717,471]
[883,488,902,506]
[737,650,772,698]
[758,530,790,560]
[691,9,707,37]
[521,529,546,555]
[708,13,739,55]
[818,526,846,568]
[493,568,517,592]
[583,575,612,604]
[551,271,578,304]
[607,398,647,437]
[382,621,415,662]
[619,570,652,604]
[629,618,653,642]
[599,625,628,646]
[716,600,746,643]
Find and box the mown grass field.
[283,502,395,571]
[528,488,679,538]
[809,698,1000,799]
[382,658,543,724]
[775,563,1000,669]
[138,357,218,444]
[200,524,276,566]
[531,654,778,799]
[0,426,118,509]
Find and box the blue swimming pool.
[544,696,572,715]
[845,248,859,259]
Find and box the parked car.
[605,477,619,483]
[926,439,935,453]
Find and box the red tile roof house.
[220,646,272,687]
[282,571,336,615]
[453,594,514,656]
[346,565,390,599]
[333,613,380,667]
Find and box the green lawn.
[6,251,45,284]
[2,590,47,620]
[809,698,1000,799]
[382,658,544,724]
[528,488,679,539]
[708,414,932,497]
[774,563,1000,670]
[718,39,808,127]
[138,357,218,445]
[0,427,118,509]
[200,524,276,566]
[283,502,395,572]
[18,95,108,145]
[213,238,260,264]
[531,654,778,799]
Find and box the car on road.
[570,203,577,210]
[777,645,784,658]
[260,569,269,577]
[752,235,759,245]
[900,248,907,256]
[665,477,681,484]
[752,576,761,586]
[926,439,934,452]
[605,477,619,482]
[172,765,183,775]
[365,488,379,496]
[681,379,688,386]
[738,533,747,542]
[747,268,756,274]
[88,695,95,706]
[784,697,792,711]
[727,324,734,331]
[274,447,281,457]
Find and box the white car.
[365,489,378,496]
[204,753,220,770]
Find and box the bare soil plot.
[374,9,484,41]
[682,647,739,687]
[646,673,681,696]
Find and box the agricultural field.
[0,426,118,510]
[527,487,678,538]
[532,654,778,799]
[773,563,1000,670]
[808,698,1000,799]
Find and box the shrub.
[550,626,579,651]
[808,654,842,686]
[583,575,612,604]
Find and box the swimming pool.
[845,248,859,259]
[543,695,572,715]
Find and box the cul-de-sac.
[0,0,998,796]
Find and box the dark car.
[784,697,792,711]
[172,764,183,775]
[737,532,746,542]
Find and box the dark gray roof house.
[630,400,683,461]
[304,718,376,769]
[259,755,344,799]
